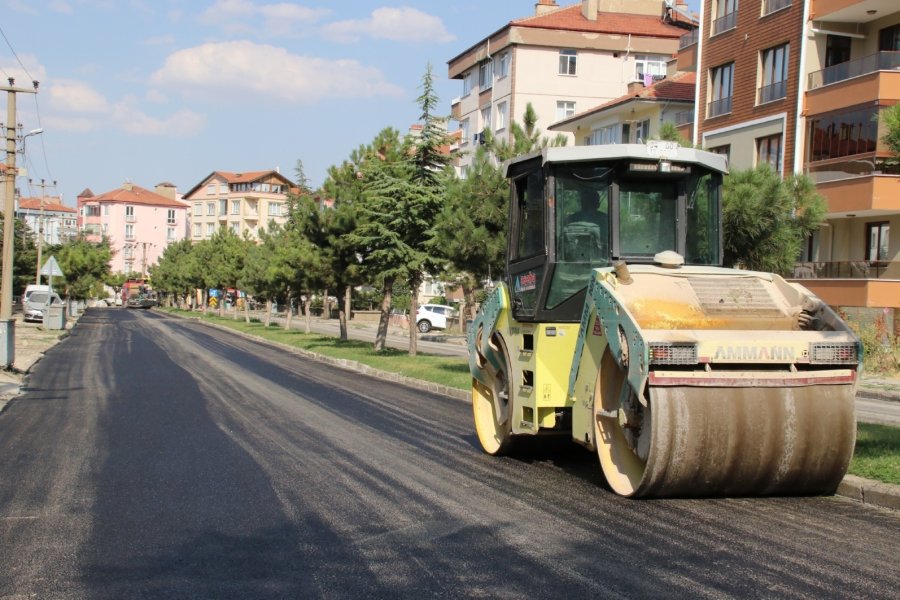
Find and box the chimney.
[582,0,599,20]
[123,182,133,191]
[535,0,558,16]
[627,81,645,95]
[154,182,177,200]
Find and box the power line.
[0,23,35,83]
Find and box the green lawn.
[164,308,900,487]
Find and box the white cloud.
[45,79,205,136]
[151,40,403,103]
[0,53,47,87]
[49,1,73,14]
[322,7,454,44]
[6,0,38,15]
[199,0,329,37]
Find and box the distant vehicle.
[23,290,62,323]
[124,278,158,309]
[416,304,456,333]
[21,284,50,309]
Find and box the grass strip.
[849,423,900,485]
[166,308,900,486]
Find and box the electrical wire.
[0,23,36,83]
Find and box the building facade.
[692,0,900,329]
[447,0,694,173]
[77,182,189,275]
[16,196,78,246]
[183,170,296,242]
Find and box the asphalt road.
[0,309,897,599]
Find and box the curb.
[170,312,900,512]
[857,388,900,403]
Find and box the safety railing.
[808,51,900,90]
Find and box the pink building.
[77,182,189,276]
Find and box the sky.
[1,0,699,206]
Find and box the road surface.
[0,309,897,598]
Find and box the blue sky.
[2,0,698,206]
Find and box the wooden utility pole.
[31,178,56,285]
[1,78,39,367]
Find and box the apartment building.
[549,71,696,143]
[447,0,694,173]
[77,182,189,276]
[16,196,78,246]
[692,0,899,330]
[183,170,296,241]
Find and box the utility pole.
[1,78,39,368]
[31,178,56,285]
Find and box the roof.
[550,72,696,130]
[512,4,687,38]
[18,197,77,213]
[77,188,94,198]
[505,144,728,176]
[90,184,187,208]
[183,169,296,198]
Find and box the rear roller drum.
[472,330,515,455]
[593,350,857,498]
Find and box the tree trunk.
[264,299,272,327]
[285,291,294,331]
[408,274,421,357]
[375,279,394,353]
[322,288,329,319]
[303,294,312,334]
[338,286,350,341]
[243,294,250,324]
[202,290,208,314]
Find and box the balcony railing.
[791,260,897,280]
[762,0,791,15]
[808,51,900,90]
[673,110,695,126]
[711,10,737,35]
[757,80,787,104]
[678,29,699,49]
[707,96,732,118]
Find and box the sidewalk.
[0,314,73,412]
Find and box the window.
[102,224,108,233]
[268,203,282,217]
[231,200,240,215]
[589,124,620,145]
[481,106,492,131]
[85,205,100,217]
[759,43,788,104]
[167,209,176,225]
[708,145,731,161]
[206,223,215,235]
[206,183,216,195]
[460,119,470,145]
[462,72,472,96]
[708,63,734,117]
[230,223,240,234]
[557,101,576,120]
[635,55,667,82]
[712,0,738,35]
[496,102,508,130]
[879,23,900,52]
[559,49,577,75]
[807,106,879,162]
[103,205,109,216]
[193,203,202,217]
[757,134,783,173]
[193,223,201,237]
[123,245,134,260]
[479,60,493,90]
[125,205,135,221]
[762,0,791,16]
[167,227,176,242]
[498,52,510,79]
[125,224,134,240]
[866,222,890,263]
[219,199,227,216]
[207,202,215,216]
[635,119,651,143]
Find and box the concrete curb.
[169,311,900,512]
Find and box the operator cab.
[505,143,727,323]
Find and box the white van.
[22,284,50,306]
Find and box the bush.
[848,314,899,375]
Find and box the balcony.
[674,110,695,126]
[790,261,900,308]
[810,170,900,216]
[812,0,887,23]
[808,51,900,91]
[757,80,787,104]
[711,10,737,36]
[707,96,732,118]
[678,29,698,49]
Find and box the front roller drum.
[472,330,515,456]
[593,351,857,498]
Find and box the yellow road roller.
[468,143,860,498]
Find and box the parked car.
[23,291,62,323]
[416,304,456,333]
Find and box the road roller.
[468,143,860,497]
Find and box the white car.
[416,304,456,333]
